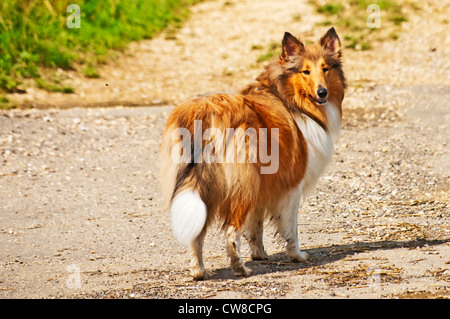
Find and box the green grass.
[82,65,100,79]
[0,0,202,93]
[36,78,74,93]
[256,41,281,63]
[316,3,345,15]
[310,0,410,50]
[0,95,16,109]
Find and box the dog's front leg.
[277,189,309,262]
[243,209,268,260]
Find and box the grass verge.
[0,0,202,95]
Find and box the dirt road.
[1,0,449,298]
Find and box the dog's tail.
[160,121,207,245]
[170,190,207,245]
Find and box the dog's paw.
[251,251,269,261]
[233,265,253,277]
[191,269,209,281]
[287,250,309,263]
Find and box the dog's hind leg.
[243,209,268,260]
[170,190,209,280]
[190,228,208,280]
[226,226,253,277]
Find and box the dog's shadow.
[207,238,450,280]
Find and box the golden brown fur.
[163,93,307,229]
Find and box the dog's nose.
[317,87,328,98]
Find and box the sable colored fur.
[160,27,346,279]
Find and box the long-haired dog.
[160,27,346,279]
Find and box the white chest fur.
[295,102,341,197]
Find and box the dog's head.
[267,27,346,114]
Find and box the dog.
[160,27,346,279]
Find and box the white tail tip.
[170,190,207,245]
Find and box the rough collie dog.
[160,27,346,279]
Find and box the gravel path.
[1,0,449,298]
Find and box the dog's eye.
[302,70,310,75]
[322,67,329,72]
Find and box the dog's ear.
[320,27,341,57]
[281,32,304,60]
